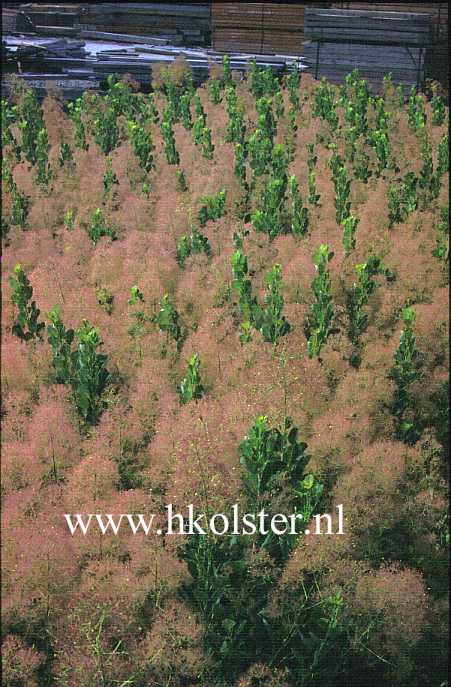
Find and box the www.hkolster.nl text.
[64,504,345,536]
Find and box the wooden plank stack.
[16,3,210,46]
[15,4,81,35]
[3,7,35,33]
[332,3,448,34]
[3,29,305,100]
[332,2,448,88]
[78,3,210,46]
[303,7,431,90]
[304,8,431,46]
[211,3,330,55]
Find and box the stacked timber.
[332,3,448,34]
[332,2,448,87]
[16,3,210,46]
[2,32,307,99]
[303,7,431,91]
[77,4,210,46]
[2,7,35,33]
[15,4,81,36]
[211,3,330,56]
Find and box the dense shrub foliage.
[1,63,448,687]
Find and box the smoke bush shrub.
[387,173,418,228]
[238,415,323,559]
[94,106,119,155]
[227,105,246,145]
[346,256,384,366]
[437,133,449,178]
[161,115,180,165]
[190,228,211,261]
[35,128,51,185]
[255,97,276,141]
[353,143,371,183]
[155,293,184,351]
[127,119,154,172]
[102,157,119,200]
[234,143,247,183]
[289,175,309,235]
[176,234,191,267]
[286,63,300,108]
[306,143,321,205]
[249,60,279,99]
[313,79,338,130]
[248,128,272,177]
[179,92,192,130]
[341,214,360,255]
[106,75,141,118]
[71,321,111,425]
[9,264,45,341]
[390,306,421,443]
[176,168,188,192]
[407,87,426,131]
[231,249,261,329]
[329,152,351,225]
[128,285,144,305]
[1,98,21,162]
[305,245,335,358]
[67,96,88,150]
[87,208,117,245]
[252,177,286,241]
[47,305,74,384]
[432,205,449,261]
[58,141,73,168]
[18,89,44,164]
[431,85,446,126]
[370,128,391,175]
[200,125,214,160]
[192,113,205,146]
[198,189,226,226]
[207,78,222,105]
[179,353,204,403]
[10,184,30,228]
[95,285,114,315]
[259,265,290,344]
[64,208,76,230]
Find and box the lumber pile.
[211,3,330,56]
[303,7,431,90]
[16,3,210,46]
[332,3,448,34]
[331,2,448,87]
[2,32,307,100]
[78,3,210,46]
[2,7,35,33]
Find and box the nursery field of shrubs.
[1,57,449,686]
